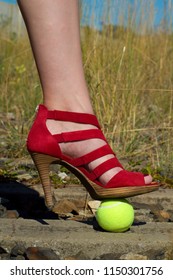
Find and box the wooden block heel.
[30,152,60,210]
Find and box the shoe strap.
[72,144,114,166]
[53,129,107,143]
[106,170,145,187]
[90,157,123,181]
[47,109,100,128]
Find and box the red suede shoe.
[27,105,159,209]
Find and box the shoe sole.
[30,152,159,209]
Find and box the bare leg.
[17,0,92,113]
[17,0,152,185]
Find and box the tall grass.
[0,22,41,157]
[0,1,173,181]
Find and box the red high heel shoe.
[27,105,159,209]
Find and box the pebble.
[120,253,148,260]
[0,204,6,218]
[16,173,33,181]
[52,199,79,215]
[25,247,61,260]
[10,244,26,257]
[87,200,101,214]
[159,210,171,219]
[65,251,90,260]
[0,245,61,260]
[0,253,11,260]
[58,172,69,180]
[5,210,19,219]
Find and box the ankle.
[43,96,94,114]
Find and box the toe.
[144,174,152,185]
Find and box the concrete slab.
[0,182,173,259]
[0,217,173,260]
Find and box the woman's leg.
[17,0,152,185]
[17,0,92,113]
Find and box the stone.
[0,204,6,218]
[10,244,26,257]
[95,253,121,260]
[165,247,173,260]
[120,253,148,260]
[150,208,171,222]
[57,172,70,182]
[0,253,11,260]
[158,210,170,220]
[65,251,90,260]
[6,210,19,219]
[16,173,33,181]
[11,255,25,260]
[134,208,153,223]
[87,200,101,214]
[145,249,165,260]
[52,199,79,215]
[25,247,61,260]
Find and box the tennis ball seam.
[97,202,130,210]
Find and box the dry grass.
[82,28,173,173]
[0,1,173,183]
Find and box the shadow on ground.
[0,176,59,221]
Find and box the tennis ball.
[95,199,134,232]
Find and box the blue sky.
[1,0,172,30]
[81,0,172,30]
[1,0,16,4]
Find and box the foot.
[46,119,152,186]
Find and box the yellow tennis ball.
[95,199,134,232]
